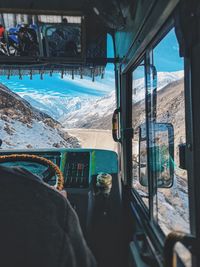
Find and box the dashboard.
[0,148,118,189]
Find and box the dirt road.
[66,128,118,151]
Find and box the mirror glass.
[0,13,83,60]
[139,122,174,188]
[41,21,82,58]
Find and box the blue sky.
[107,34,114,58]
[133,28,183,79]
[153,28,183,72]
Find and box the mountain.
[133,71,184,103]
[61,90,116,129]
[0,70,184,132]
[62,71,184,129]
[0,84,80,149]
[0,69,115,121]
[22,95,86,120]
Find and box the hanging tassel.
[30,69,33,80]
[19,69,22,80]
[7,69,10,80]
[61,69,64,79]
[80,67,83,79]
[101,68,105,79]
[92,68,95,82]
[40,70,44,80]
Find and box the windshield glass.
[0,36,116,151]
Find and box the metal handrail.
[164,231,196,267]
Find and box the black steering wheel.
[0,154,64,191]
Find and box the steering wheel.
[0,154,64,191]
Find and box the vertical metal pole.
[120,71,132,187]
[145,51,155,220]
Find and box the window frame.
[127,19,193,247]
[131,57,150,213]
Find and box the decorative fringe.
[0,64,105,81]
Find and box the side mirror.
[139,122,174,188]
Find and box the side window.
[150,28,190,234]
[132,62,149,208]
[131,28,191,267]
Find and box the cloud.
[62,71,115,93]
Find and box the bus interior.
[0,0,199,266]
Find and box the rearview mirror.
[139,122,174,188]
[0,12,107,71]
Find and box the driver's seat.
[0,166,96,267]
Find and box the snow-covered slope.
[0,84,80,149]
[0,119,78,149]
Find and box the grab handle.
[112,108,121,143]
[164,232,196,267]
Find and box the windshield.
[0,35,116,152]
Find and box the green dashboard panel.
[0,148,118,188]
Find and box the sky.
[133,28,183,80]
[153,28,183,72]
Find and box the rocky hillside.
[133,78,186,171]
[0,84,80,149]
[132,78,190,235]
[133,78,185,135]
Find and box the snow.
[0,119,75,149]
[61,90,116,128]
[22,94,86,120]
[133,71,184,103]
